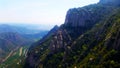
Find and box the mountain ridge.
[99,0,120,6]
[23,0,120,68]
[0,0,116,68]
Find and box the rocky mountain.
[29,25,59,52]
[38,25,59,44]
[24,0,120,68]
[23,25,59,68]
[99,0,120,6]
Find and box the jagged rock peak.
[64,8,91,27]
[53,25,59,29]
[50,25,59,33]
[99,0,120,6]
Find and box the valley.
[0,46,28,68]
[0,24,48,68]
[0,0,120,68]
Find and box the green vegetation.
[25,4,120,68]
[0,46,28,68]
[9,0,118,68]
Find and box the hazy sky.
[0,0,99,25]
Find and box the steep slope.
[0,32,32,63]
[0,46,28,68]
[24,0,120,68]
[24,25,59,68]
[0,38,15,62]
[61,11,120,68]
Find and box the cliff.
[64,8,92,27]
[24,0,120,68]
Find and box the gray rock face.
[64,8,92,27]
[99,0,120,6]
[49,29,72,53]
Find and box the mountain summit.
[99,0,120,6]
[24,0,120,68]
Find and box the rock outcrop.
[64,8,92,27]
[99,0,120,6]
[49,29,72,53]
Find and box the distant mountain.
[29,25,59,50]
[0,24,48,42]
[0,24,45,34]
[0,24,48,64]
[22,31,48,41]
[0,32,31,63]
[9,24,54,30]
[24,0,120,68]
